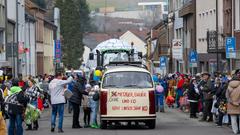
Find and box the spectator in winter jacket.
[69,75,88,128]
[67,75,77,114]
[49,72,73,133]
[167,74,176,99]
[176,74,184,108]
[226,70,240,134]
[40,76,50,108]
[8,78,29,135]
[215,78,228,127]
[188,78,200,118]
[25,78,41,130]
[199,72,214,122]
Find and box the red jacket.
[18,81,25,88]
[177,79,184,89]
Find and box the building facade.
[179,0,196,74]
[43,20,56,75]
[6,0,18,76]
[196,0,218,73]
[24,12,36,76]
[119,30,146,55]
[25,0,45,76]
[234,0,240,68]
[168,0,184,73]
[17,0,25,76]
[0,0,8,69]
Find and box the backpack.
[4,93,24,115]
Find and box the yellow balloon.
[95,70,102,77]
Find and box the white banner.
[107,89,149,116]
[172,39,183,60]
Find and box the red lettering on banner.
[122,99,129,103]
[112,106,120,111]
[142,106,148,112]
[114,91,147,97]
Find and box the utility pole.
[5,0,7,62]
[230,0,235,72]
[16,0,19,77]
[147,38,152,72]
[216,0,219,72]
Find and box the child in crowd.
[82,84,91,128]
[89,84,100,129]
[156,84,165,112]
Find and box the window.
[164,5,168,12]
[0,30,3,44]
[103,71,153,89]
[0,5,5,27]
[236,0,240,30]
[7,22,14,43]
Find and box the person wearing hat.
[69,74,88,129]
[199,72,214,122]
[188,77,200,118]
[226,70,240,134]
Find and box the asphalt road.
[24,107,233,135]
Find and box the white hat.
[196,73,201,77]
[85,84,91,88]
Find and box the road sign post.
[189,50,198,75]
[160,56,167,76]
[225,37,236,72]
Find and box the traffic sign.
[225,37,236,59]
[159,56,167,68]
[189,50,198,67]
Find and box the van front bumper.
[100,115,156,121]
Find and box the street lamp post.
[216,0,219,72]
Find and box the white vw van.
[100,66,156,129]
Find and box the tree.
[56,0,92,69]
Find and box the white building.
[25,13,36,76]
[196,0,224,73]
[6,0,25,76]
[119,30,146,55]
[0,0,8,68]
[17,0,25,76]
[171,0,184,72]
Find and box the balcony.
[179,0,195,17]
[207,30,225,53]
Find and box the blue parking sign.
[189,50,198,63]
[226,37,236,59]
[160,56,167,68]
[189,50,198,67]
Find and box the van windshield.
[102,71,153,89]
